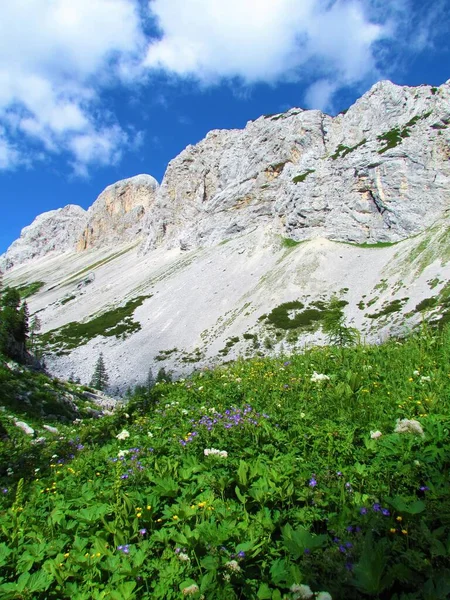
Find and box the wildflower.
[382,509,390,516]
[139,529,147,535]
[225,560,241,572]
[178,552,190,562]
[237,551,246,558]
[401,529,408,535]
[310,372,330,383]
[117,545,130,554]
[147,432,153,438]
[309,477,317,488]
[118,449,130,458]
[370,430,382,439]
[394,419,424,436]
[290,584,314,599]
[316,593,332,600]
[419,485,430,491]
[396,516,403,522]
[182,584,199,595]
[1,488,8,494]
[389,528,396,534]
[372,503,381,512]
[173,515,179,520]
[116,430,130,441]
[204,448,228,458]
[420,375,431,383]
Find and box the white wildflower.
[223,572,231,582]
[118,450,130,458]
[370,430,383,439]
[116,430,130,441]
[310,372,330,383]
[413,370,420,376]
[394,419,424,436]
[147,432,154,438]
[198,386,204,391]
[316,593,333,600]
[181,409,189,415]
[6,468,14,476]
[420,375,431,383]
[178,552,190,562]
[225,560,241,572]
[290,584,314,599]
[182,584,199,595]
[204,448,228,458]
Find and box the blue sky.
[0,0,449,255]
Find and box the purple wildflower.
[118,545,130,554]
[1,488,8,494]
[339,545,347,553]
[382,509,390,516]
[120,474,129,480]
[237,551,246,558]
[372,503,381,512]
[419,486,430,491]
[139,529,147,535]
[359,507,367,515]
[309,477,317,488]
[304,548,311,555]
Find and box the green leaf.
[235,486,247,504]
[237,460,249,486]
[257,583,272,599]
[109,581,136,600]
[0,544,12,568]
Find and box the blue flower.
[309,477,317,487]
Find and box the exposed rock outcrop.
[142,80,450,252]
[0,205,87,271]
[76,174,159,251]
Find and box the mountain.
[1,80,450,391]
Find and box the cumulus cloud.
[144,0,388,107]
[0,0,144,172]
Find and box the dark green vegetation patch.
[331,138,366,160]
[368,298,408,319]
[378,112,432,154]
[266,298,348,331]
[292,169,315,183]
[15,281,45,299]
[39,295,151,351]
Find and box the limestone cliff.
[142,80,450,252]
[0,205,87,271]
[76,174,159,251]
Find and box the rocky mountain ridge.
[2,79,450,390]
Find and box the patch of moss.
[16,281,45,298]
[367,298,408,319]
[281,237,303,248]
[431,87,438,95]
[331,138,366,160]
[39,295,151,351]
[292,169,315,184]
[415,297,438,312]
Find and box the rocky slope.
[2,80,450,390]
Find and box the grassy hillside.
[1,327,450,599]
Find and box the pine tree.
[0,287,29,361]
[90,353,109,391]
[146,367,155,390]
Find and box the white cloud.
[144,0,389,107]
[0,0,144,172]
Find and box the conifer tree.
[90,352,109,391]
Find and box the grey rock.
[14,420,34,436]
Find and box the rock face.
[1,174,159,271]
[0,205,88,271]
[142,80,450,252]
[76,174,159,251]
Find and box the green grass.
[281,237,303,248]
[292,169,315,183]
[331,138,366,160]
[38,295,152,351]
[15,281,45,298]
[1,326,450,599]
